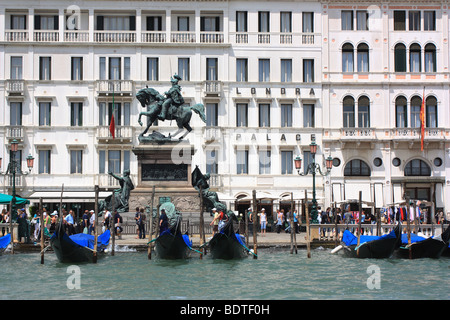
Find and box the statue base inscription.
[129,141,200,213]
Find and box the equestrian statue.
[136,74,206,142]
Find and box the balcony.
[6,80,25,96]
[6,126,24,142]
[171,31,196,43]
[5,30,29,41]
[203,80,222,96]
[96,80,134,96]
[33,31,59,42]
[97,125,133,142]
[64,30,89,42]
[203,127,222,144]
[200,32,224,43]
[94,31,136,43]
[97,173,137,189]
[141,31,166,43]
[231,32,318,46]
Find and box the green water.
[1,248,449,300]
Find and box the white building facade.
[0,0,448,221]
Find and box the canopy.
[0,234,11,249]
[69,229,110,250]
[0,193,30,205]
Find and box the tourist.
[32,212,40,241]
[218,210,227,231]
[49,211,57,234]
[293,209,299,233]
[135,207,141,239]
[210,208,220,236]
[260,208,267,236]
[321,207,330,239]
[89,210,96,235]
[103,210,111,231]
[43,209,51,232]
[82,210,90,233]
[1,209,7,236]
[114,210,123,239]
[276,209,283,234]
[18,209,30,243]
[159,209,168,234]
[138,207,146,239]
[65,210,75,235]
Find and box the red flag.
[109,113,115,139]
[109,83,115,139]
[420,88,425,151]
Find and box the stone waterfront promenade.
[114,231,317,251]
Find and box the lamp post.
[294,134,332,223]
[0,139,34,221]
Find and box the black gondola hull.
[396,238,448,259]
[50,224,108,263]
[155,233,190,259]
[209,220,248,260]
[342,225,401,259]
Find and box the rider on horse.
[159,74,184,121]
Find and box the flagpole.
[420,86,425,151]
[109,81,115,139]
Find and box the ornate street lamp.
[0,139,34,221]
[294,134,332,223]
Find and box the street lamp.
[0,139,34,221]
[294,134,333,223]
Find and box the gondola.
[208,218,251,259]
[0,233,11,255]
[50,223,110,263]
[339,223,402,258]
[396,225,450,259]
[154,216,194,259]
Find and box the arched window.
[410,95,422,128]
[426,96,437,128]
[342,43,354,72]
[344,159,371,176]
[357,43,369,72]
[424,43,436,72]
[409,43,421,72]
[358,96,370,128]
[395,96,407,128]
[394,43,406,72]
[343,96,355,128]
[404,159,431,176]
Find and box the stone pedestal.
[129,141,201,214]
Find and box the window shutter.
[97,15,104,30]
[129,16,136,31]
[34,15,41,30]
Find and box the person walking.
[89,210,96,235]
[138,207,146,239]
[276,209,283,234]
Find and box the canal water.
[1,247,449,301]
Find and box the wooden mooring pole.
[356,191,362,257]
[199,185,205,259]
[304,190,311,258]
[252,190,257,259]
[148,186,155,260]
[40,197,44,264]
[93,185,99,263]
[290,192,297,254]
[405,194,412,259]
[110,194,115,256]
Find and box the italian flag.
[420,87,425,151]
[109,84,115,139]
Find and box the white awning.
[27,191,111,203]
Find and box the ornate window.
[344,159,371,176]
[404,159,431,176]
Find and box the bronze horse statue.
[136,87,206,140]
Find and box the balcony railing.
[96,80,134,95]
[231,32,318,45]
[34,31,59,42]
[203,81,222,95]
[94,31,136,43]
[6,126,24,141]
[6,80,25,95]
[200,32,224,43]
[204,127,222,143]
[341,128,374,139]
[5,30,29,41]
[97,125,133,141]
[141,31,166,43]
[171,31,196,43]
[64,30,89,42]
